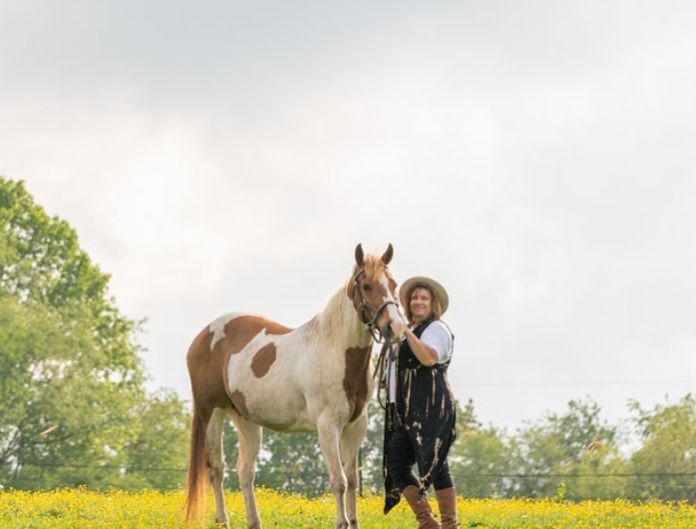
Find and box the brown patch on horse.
[216,316,292,355]
[230,390,249,418]
[251,343,277,378]
[343,346,371,422]
[216,316,292,395]
[187,327,232,413]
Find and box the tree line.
[1,177,694,502]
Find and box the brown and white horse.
[185,244,406,529]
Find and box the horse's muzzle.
[381,325,399,344]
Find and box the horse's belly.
[254,412,315,433]
[244,388,314,432]
[227,365,314,431]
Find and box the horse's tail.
[185,404,208,523]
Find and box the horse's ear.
[381,243,394,265]
[355,244,365,267]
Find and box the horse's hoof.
[214,518,229,529]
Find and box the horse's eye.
[362,284,372,292]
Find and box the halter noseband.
[352,269,400,343]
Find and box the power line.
[157,377,696,389]
[10,462,696,481]
[451,472,696,478]
[4,462,187,473]
[458,380,696,388]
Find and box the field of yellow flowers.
[1,488,695,529]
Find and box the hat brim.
[399,276,449,316]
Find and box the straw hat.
[399,276,449,316]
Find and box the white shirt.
[387,320,454,403]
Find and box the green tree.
[0,179,139,375]
[627,394,696,502]
[257,431,330,495]
[359,399,386,495]
[0,287,140,488]
[510,397,619,498]
[558,442,628,501]
[121,390,190,490]
[0,177,188,490]
[449,399,512,498]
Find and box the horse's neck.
[312,286,371,349]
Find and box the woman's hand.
[390,318,407,338]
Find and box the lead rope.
[375,341,398,411]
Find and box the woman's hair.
[404,284,443,323]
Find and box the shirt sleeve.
[420,321,453,363]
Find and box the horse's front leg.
[318,412,349,529]
[340,414,368,529]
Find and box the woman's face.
[409,287,433,324]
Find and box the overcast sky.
[1,1,695,436]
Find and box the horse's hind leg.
[206,407,230,527]
[340,415,368,529]
[230,410,263,529]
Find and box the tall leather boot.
[402,485,441,529]
[435,487,458,529]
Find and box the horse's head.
[348,243,407,344]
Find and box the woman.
[383,276,458,529]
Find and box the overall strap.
[435,319,455,368]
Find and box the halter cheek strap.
[351,269,400,343]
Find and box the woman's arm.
[403,327,439,366]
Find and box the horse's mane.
[309,254,393,345]
[309,288,356,345]
[360,254,394,284]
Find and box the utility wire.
[458,380,696,388]
[3,462,187,473]
[450,472,696,478]
[158,378,696,388]
[10,462,696,480]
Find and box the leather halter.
[351,269,399,342]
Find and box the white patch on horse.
[379,276,392,295]
[209,312,244,351]
[380,276,407,326]
[387,302,407,328]
[226,328,272,390]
